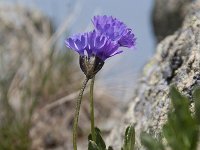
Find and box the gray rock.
[108,1,200,149]
[152,0,192,42]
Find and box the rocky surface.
[108,1,200,149]
[152,0,192,42]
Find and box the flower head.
[92,15,136,48]
[65,15,136,78]
[65,30,122,61]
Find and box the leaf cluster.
[141,86,200,150]
[88,125,135,150]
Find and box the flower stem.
[90,77,96,141]
[73,78,89,150]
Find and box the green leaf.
[164,86,199,150]
[193,86,200,124]
[140,132,164,150]
[88,140,100,150]
[122,124,135,150]
[88,127,106,150]
[170,86,189,117]
[95,127,106,150]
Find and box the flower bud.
[79,56,104,79]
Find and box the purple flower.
[65,30,122,61]
[92,15,136,48]
[65,15,136,78]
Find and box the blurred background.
[0,0,155,149]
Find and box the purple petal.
[109,50,123,57]
[65,38,77,50]
[65,33,87,55]
[119,30,136,48]
[95,35,106,49]
[92,15,136,48]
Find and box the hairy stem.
[73,78,89,150]
[90,77,96,141]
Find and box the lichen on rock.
[108,1,200,149]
